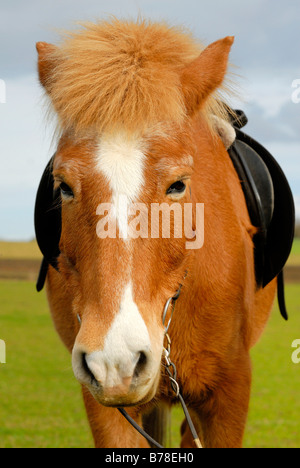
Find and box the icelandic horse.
[35,18,279,448]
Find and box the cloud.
[239,98,300,144]
[1,0,300,78]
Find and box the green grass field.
[0,281,92,448]
[0,240,299,448]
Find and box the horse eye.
[166,180,186,195]
[59,182,74,198]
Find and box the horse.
[35,18,280,448]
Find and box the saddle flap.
[34,155,61,271]
[229,128,295,288]
[230,139,274,233]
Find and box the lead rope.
[118,281,203,449]
[161,286,203,449]
[117,408,164,449]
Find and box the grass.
[0,280,299,448]
[0,281,92,448]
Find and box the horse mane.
[43,17,233,136]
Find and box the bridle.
[118,277,203,449]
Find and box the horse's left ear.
[36,41,58,92]
[181,36,234,116]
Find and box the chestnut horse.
[35,19,276,448]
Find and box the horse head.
[36,20,235,408]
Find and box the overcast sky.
[0,0,299,240]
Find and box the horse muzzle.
[72,343,161,407]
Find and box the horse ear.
[181,36,234,116]
[36,42,58,91]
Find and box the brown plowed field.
[0,259,42,281]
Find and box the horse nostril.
[77,350,149,388]
[134,351,148,377]
[82,352,97,384]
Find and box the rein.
[118,280,203,449]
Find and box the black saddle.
[34,110,295,319]
[228,110,295,318]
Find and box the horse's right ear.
[36,42,58,91]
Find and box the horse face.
[52,127,196,406]
[37,27,233,407]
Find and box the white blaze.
[96,132,146,238]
